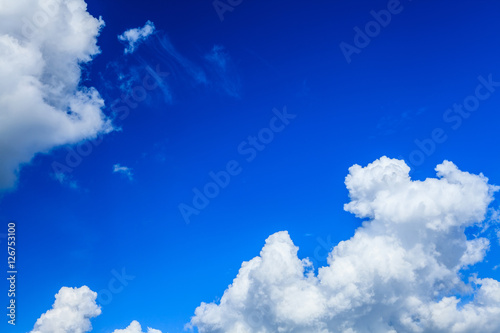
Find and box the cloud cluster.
[29,157,500,332]
[0,0,112,190]
[31,286,161,333]
[118,20,156,54]
[189,157,500,332]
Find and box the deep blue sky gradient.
[2,0,500,332]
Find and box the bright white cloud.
[118,20,156,54]
[0,0,112,190]
[189,157,500,333]
[31,286,161,333]
[30,286,101,333]
[112,320,162,333]
[113,163,133,180]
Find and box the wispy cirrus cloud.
[113,163,133,181]
[104,24,241,115]
[118,20,156,54]
[102,30,206,109]
[204,45,241,98]
[147,33,208,86]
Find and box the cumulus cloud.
[0,0,112,190]
[30,286,101,333]
[31,286,161,333]
[113,163,133,180]
[118,20,156,54]
[189,157,500,333]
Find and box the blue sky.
[1,0,500,332]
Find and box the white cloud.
[113,163,133,180]
[189,157,500,333]
[0,0,112,190]
[118,20,156,54]
[112,320,162,333]
[460,237,490,267]
[30,286,101,333]
[31,286,161,333]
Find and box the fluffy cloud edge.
[0,0,113,190]
[30,286,101,333]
